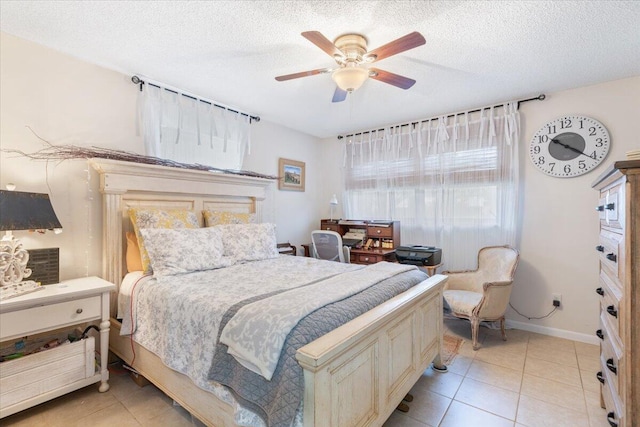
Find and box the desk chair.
[310,230,350,263]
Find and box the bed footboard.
[296,274,447,427]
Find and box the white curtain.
[138,83,251,170]
[342,103,520,270]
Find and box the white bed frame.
[90,158,447,427]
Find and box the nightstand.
[0,276,115,418]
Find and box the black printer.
[396,245,442,266]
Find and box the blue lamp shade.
[0,190,62,231]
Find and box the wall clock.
[529,115,610,178]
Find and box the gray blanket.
[208,267,428,427]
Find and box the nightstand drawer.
[353,253,385,264]
[0,296,101,340]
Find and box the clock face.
[529,115,610,178]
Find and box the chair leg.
[500,317,507,341]
[471,317,480,350]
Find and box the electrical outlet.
[552,293,562,307]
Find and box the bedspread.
[221,262,416,380]
[210,266,429,427]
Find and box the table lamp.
[329,194,338,222]
[0,187,62,299]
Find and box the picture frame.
[278,158,305,191]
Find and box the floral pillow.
[203,210,257,226]
[128,208,200,273]
[218,223,279,263]
[139,227,234,276]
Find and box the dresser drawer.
[597,275,622,340]
[604,183,623,230]
[598,230,624,280]
[601,372,624,427]
[0,296,101,340]
[367,226,393,238]
[601,329,623,398]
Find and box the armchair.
[442,245,519,350]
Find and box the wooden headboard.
[89,158,273,315]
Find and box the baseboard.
[505,319,600,345]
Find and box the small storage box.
[0,337,95,410]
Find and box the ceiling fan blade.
[369,68,416,89]
[302,31,343,58]
[365,32,426,62]
[275,68,331,81]
[332,87,348,103]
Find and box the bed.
[90,158,447,427]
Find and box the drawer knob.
[596,287,604,296]
[606,305,618,318]
[596,329,604,340]
[606,358,617,375]
[596,205,605,212]
[606,253,617,262]
[607,412,618,427]
[76,308,83,314]
[376,230,381,234]
[364,257,369,262]
[596,371,605,384]
[605,203,615,211]
[596,245,605,252]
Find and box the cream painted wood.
[95,158,448,427]
[593,160,639,427]
[0,277,115,418]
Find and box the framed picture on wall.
[278,158,305,191]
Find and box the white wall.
[318,76,640,342]
[0,32,320,280]
[513,77,639,342]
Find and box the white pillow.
[218,223,279,263]
[139,227,234,276]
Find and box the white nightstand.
[0,276,115,418]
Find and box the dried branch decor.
[4,127,278,180]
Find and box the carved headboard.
[89,158,272,315]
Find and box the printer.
[395,245,442,266]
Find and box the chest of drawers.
[592,160,639,427]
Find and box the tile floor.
[1,319,608,427]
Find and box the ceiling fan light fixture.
[332,66,369,92]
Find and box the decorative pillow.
[203,210,257,227]
[128,208,200,273]
[125,231,143,272]
[218,223,279,263]
[139,227,234,276]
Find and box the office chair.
[310,230,350,263]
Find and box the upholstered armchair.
[442,245,520,350]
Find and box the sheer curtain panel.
[138,83,251,171]
[342,103,520,270]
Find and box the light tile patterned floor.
[1,318,608,427]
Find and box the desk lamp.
[0,187,62,299]
[329,194,339,222]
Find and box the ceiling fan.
[275,31,426,102]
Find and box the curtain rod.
[131,75,260,123]
[336,94,545,140]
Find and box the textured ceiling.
[1,1,639,138]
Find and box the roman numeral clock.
[529,115,610,177]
